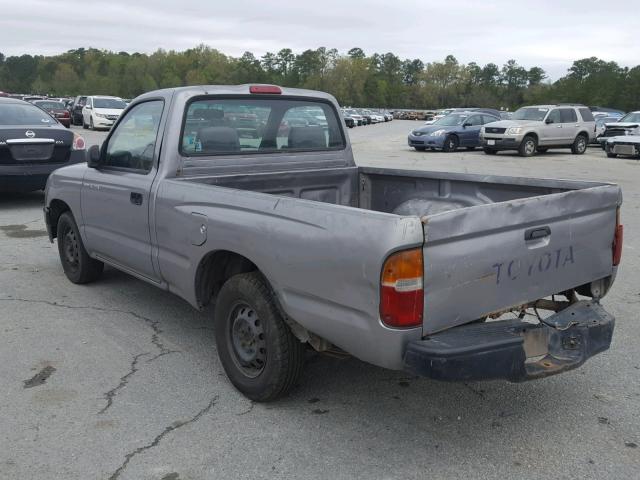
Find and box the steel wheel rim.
[62,228,79,271]
[525,140,535,155]
[228,302,266,378]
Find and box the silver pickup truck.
[44,85,623,401]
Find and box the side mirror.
[545,118,553,124]
[85,105,92,110]
[87,144,101,168]
[462,122,472,128]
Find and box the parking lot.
[1,120,638,479]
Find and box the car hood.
[412,124,457,134]
[606,122,639,128]
[93,108,124,115]
[483,119,542,129]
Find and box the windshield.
[620,112,640,123]
[93,98,127,109]
[0,103,54,125]
[35,101,65,110]
[433,113,468,126]
[512,107,549,121]
[596,117,619,126]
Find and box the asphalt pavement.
[0,121,638,479]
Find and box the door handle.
[130,192,143,206]
[525,226,551,241]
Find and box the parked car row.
[341,108,392,128]
[406,103,639,159]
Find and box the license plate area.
[9,144,55,161]
[487,139,496,145]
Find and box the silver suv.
[480,105,595,156]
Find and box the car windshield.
[433,113,468,126]
[0,103,54,125]
[596,117,619,126]
[35,101,65,110]
[93,98,127,109]
[512,107,549,121]
[620,112,640,123]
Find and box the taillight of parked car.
[613,207,623,266]
[72,133,86,151]
[380,247,424,328]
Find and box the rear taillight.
[249,85,282,94]
[613,208,623,266]
[72,133,85,151]
[380,248,424,328]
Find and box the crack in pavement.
[236,401,254,416]
[0,297,180,412]
[107,396,218,480]
[98,353,150,415]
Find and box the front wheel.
[414,146,426,151]
[89,117,94,130]
[518,135,537,157]
[571,134,588,154]
[57,212,104,284]
[442,135,459,152]
[214,272,305,402]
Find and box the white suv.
[82,96,127,130]
[480,104,596,156]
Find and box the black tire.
[82,117,88,129]
[414,146,426,151]
[606,152,618,158]
[571,134,588,154]
[518,135,537,157]
[442,134,459,152]
[89,117,94,130]
[536,147,548,153]
[466,146,475,151]
[483,147,497,155]
[214,272,305,402]
[57,212,104,284]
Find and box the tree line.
[1,46,638,111]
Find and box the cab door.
[540,109,562,145]
[559,108,579,144]
[80,100,165,281]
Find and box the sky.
[1,0,639,80]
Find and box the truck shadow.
[0,191,45,211]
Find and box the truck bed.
[182,166,620,335]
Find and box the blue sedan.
[408,112,500,152]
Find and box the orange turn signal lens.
[380,248,424,328]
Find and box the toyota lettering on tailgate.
[493,246,575,285]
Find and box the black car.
[70,95,88,126]
[0,98,86,192]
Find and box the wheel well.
[523,132,538,142]
[195,250,257,308]
[47,199,71,239]
[577,131,589,139]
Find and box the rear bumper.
[403,301,614,382]
[0,151,85,192]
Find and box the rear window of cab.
[180,98,345,156]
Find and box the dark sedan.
[0,98,86,192]
[408,112,500,152]
[32,100,71,128]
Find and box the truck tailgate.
[422,184,621,334]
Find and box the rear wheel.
[483,148,497,155]
[518,135,537,157]
[571,134,588,154]
[442,135,459,152]
[214,272,305,402]
[56,212,104,284]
